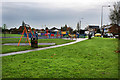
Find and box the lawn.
[2,34,22,37]
[2,37,118,78]
[2,38,74,44]
[2,38,75,53]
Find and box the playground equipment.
[18,26,31,46]
[18,22,38,46]
[68,34,76,38]
[38,29,86,39]
[56,31,61,38]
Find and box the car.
[95,33,101,37]
[106,33,113,38]
[103,33,113,38]
[115,35,119,38]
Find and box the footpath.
[0,38,88,57]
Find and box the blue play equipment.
[79,34,86,38]
[76,34,79,38]
[24,31,38,38]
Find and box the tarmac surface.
[0,38,88,57]
[3,43,55,45]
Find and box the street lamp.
[101,5,110,37]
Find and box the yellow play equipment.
[61,31,67,35]
[68,34,76,38]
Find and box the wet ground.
[3,43,55,45]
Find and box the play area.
[1,22,87,54]
[6,22,86,48]
[20,22,85,39]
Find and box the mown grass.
[2,34,22,37]
[2,38,74,45]
[2,37,118,78]
[2,38,74,53]
[2,45,51,54]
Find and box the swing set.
[18,24,36,46]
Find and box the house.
[50,27,61,32]
[108,24,120,35]
[10,27,18,34]
[85,25,99,35]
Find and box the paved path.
[0,38,88,57]
[3,43,55,45]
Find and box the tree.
[45,27,48,30]
[65,24,67,28]
[109,2,120,25]
[61,24,68,31]
[2,24,7,37]
[96,29,101,33]
[77,22,80,33]
[31,28,35,31]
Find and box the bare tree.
[2,24,7,37]
[77,22,79,33]
[109,2,120,25]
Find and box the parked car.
[103,33,113,38]
[115,35,119,38]
[95,33,101,37]
[106,33,113,38]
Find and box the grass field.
[2,34,22,37]
[2,38,74,44]
[2,38,74,53]
[2,37,118,78]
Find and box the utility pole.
[100,5,110,37]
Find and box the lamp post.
[101,5,110,37]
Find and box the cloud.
[1,0,119,29]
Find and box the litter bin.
[88,34,91,39]
[31,37,38,48]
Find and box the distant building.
[104,24,120,35]
[10,27,17,34]
[50,27,59,31]
[86,25,99,29]
[85,25,99,35]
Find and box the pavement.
[0,38,88,57]
[3,43,56,46]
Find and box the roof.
[50,27,58,30]
[104,26,111,29]
[88,25,99,29]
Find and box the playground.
[2,37,75,54]
[1,22,86,54]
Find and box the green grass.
[2,38,74,53]
[2,38,74,44]
[2,37,118,78]
[2,45,51,54]
[2,34,22,37]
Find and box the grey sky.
[1,0,120,30]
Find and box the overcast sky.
[1,0,120,30]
